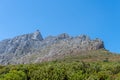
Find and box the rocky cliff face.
[0,30,104,65]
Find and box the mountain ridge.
[0,30,104,65]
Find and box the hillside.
[1,30,120,79]
[0,30,104,65]
[0,49,120,80]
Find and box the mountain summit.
[0,30,104,65]
[32,30,43,40]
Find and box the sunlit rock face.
[0,30,104,65]
[32,30,43,40]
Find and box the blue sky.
[0,0,120,53]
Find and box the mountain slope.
[0,30,104,65]
[0,49,120,80]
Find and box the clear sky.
[0,0,120,53]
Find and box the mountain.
[0,30,104,65]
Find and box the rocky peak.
[0,31,105,65]
[32,30,43,41]
[57,33,70,39]
[77,35,90,41]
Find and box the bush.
[0,70,27,80]
[0,61,120,80]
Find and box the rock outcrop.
[0,30,104,65]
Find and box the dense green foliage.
[0,50,120,80]
[0,61,120,80]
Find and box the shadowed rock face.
[0,30,104,65]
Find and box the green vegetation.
[1,61,120,80]
[0,49,120,80]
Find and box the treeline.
[0,61,120,80]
